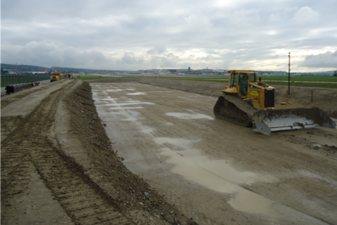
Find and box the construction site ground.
[1,78,337,225]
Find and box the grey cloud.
[2,0,337,71]
[301,51,337,68]
[147,46,167,54]
[2,41,110,68]
[150,56,178,68]
[121,52,144,64]
[292,6,319,24]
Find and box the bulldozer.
[65,73,73,79]
[50,71,61,82]
[213,70,336,135]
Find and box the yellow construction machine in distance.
[65,73,73,79]
[214,70,336,135]
[50,71,61,82]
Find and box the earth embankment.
[1,80,196,225]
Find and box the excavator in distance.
[213,70,336,135]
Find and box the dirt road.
[91,81,337,225]
[1,80,195,225]
[1,78,337,225]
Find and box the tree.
[334,71,337,77]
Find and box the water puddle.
[298,170,337,188]
[91,88,157,135]
[155,137,278,214]
[106,88,135,92]
[166,112,214,120]
[94,95,155,112]
[97,102,154,107]
[159,146,275,214]
[228,189,274,214]
[104,106,144,111]
[127,92,147,95]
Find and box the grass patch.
[148,75,337,88]
[73,76,112,80]
[72,74,337,88]
[260,75,337,82]
[265,81,337,89]
[141,75,229,82]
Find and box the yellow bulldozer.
[50,71,61,82]
[214,70,336,135]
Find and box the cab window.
[231,73,238,86]
[239,73,248,95]
[250,73,257,82]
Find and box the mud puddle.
[166,112,214,120]
[156,139,284,215]
[126,92,147,95]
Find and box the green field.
[73,76,111,80]
[260,75,337,82]
[255,75,337,88]
[264,81,337,89]
[73,74,337,89]
[153,75,337,88]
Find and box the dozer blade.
[253,107,336,135]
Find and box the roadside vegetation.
[73,76,110,80]
[260,75,337,82]
[72,73,337,89]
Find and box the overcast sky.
[1,0,337,71]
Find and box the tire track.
[1,81,133,225]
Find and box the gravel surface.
[1,78,336,225]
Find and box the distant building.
[256,71,287,76]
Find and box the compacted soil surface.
[1,80,196,225]
[1,77,337,225]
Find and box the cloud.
[183,14,213,32]
[121,52,144,64]
[269,14,281,22]
[1,0,337,71]
[147,46,167,54]
[231,8,260,24]
[300,51,337,68]
[292,6,319,24]
[1,41,110,68]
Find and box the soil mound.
[63,81,197,224]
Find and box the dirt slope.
[1,80,196,225]
[60,82,196,224]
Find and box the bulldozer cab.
[227,70,257,97]
[217,69,336,135]
[239,73,248,96]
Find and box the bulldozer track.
[1,82,133,225]
[213,94,255,127]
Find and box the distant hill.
[51,66,135,74]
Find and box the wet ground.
[2,79,336,225]
[1,80,195,225]
[91,82,337,225]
